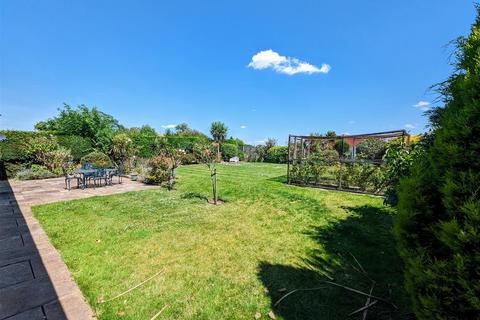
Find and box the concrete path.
[0,177,156,320]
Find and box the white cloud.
[161,124,177,129]
[404,123,415,129]
[248,49,330,75]
[240,125,247,129]
[413,101,431,111]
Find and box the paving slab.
[0,177,157,320]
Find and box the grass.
[33,163,410,319]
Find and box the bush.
[43,147,73,172]
[80,151,112,168]
[248,145,268,162]
[145,154,173,185]
[356,138,386,160]
[15,164,57,180]
[111,133,135,171]
[4,162,25,178]
[265,146,288,163]
[394,11,480,319]
[382,142,424,205]
[334,140,350,155]
[57,135,93,161]
[220,143,239,161]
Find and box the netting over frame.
[287,130,410,194]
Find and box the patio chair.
[114,164,124,184]
[105,169,116,186]
[92,169,107,188]
[82,163,95,186]
[62,165,85,191]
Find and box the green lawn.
[33,163,410,319]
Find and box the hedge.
[265,146,288,163]
[165,136,209,152]
[57,135,93,161]
[221,143,239,161]
[0,130,54,162]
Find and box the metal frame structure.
[287,130,409,194]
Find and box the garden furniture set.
[63,164,123,190]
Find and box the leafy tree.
[395,9,480,319]
[325,130,337,138]
[194,142,220,204]
[175,123,190,135]
[35,104,123,152]
[264,138,277,150]
[175,123,208,138]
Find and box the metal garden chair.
[62,165,85,191]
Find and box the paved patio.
[0,177,157,320]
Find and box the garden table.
[74,169,96,187]
[75,168,116,188]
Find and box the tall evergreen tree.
[395,7,480,319]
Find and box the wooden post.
[211,168,217,205]
[287,135,291,184]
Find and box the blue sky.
[0,1,476,145]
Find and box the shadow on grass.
[258,205,412,320]
[266,175,288,184]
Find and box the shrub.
[43,147,73,172]
[238,151,246,161]
[176,151,197,165]
[356,138,386,160]
[15,164,57,180]
[24,135,58,162]
[80,151,112,168]
[111,133,135,172]
[220,143,239,161]
[4,162,25,178]
[266,146,288,163]
[394,10,480,319]
[145,154,173,185]
[334,140,350,156]
[57,135,93,161]
[248,145,268,162]
[382,142,424,205]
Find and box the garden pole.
[211,168,217,205]
[287,135,291,184]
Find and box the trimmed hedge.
[0,130,54,162]
[80,151,113,168]
[165,136,208,152]
[57,135,93,161]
